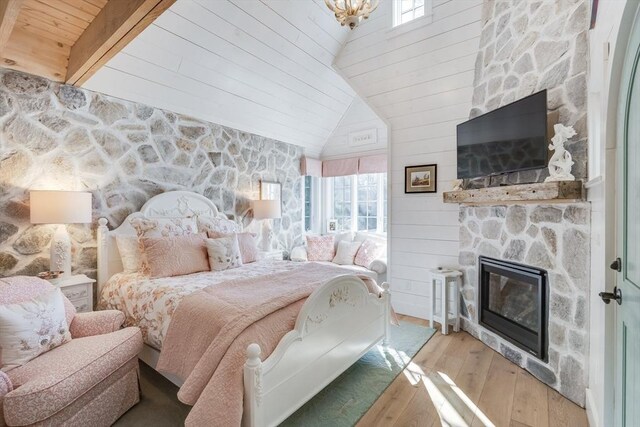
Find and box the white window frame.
[324,174,387,235]
[388,0,433,38]
[302,176,322,235]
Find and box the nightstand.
[260,250,284,261]
[49,274,95,313]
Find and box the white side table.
[49,274,95,313]
[429,269,462,335]
[260,250,284,260]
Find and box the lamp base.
[50,225,71,278]
[259,221,273,252]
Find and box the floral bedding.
[98,260,300,349]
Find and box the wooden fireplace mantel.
[442,181,584,205]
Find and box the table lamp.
[30,191,92,278]
[253,199,281,251]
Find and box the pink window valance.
[300,156,322,177]
[358,154,387,174]
[322,157,359,177]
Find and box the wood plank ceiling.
[0,0,176,84]
[82,0,359,156]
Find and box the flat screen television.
[457,90,548,179]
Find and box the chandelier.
[324,0,379,30]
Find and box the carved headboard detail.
[96,191,232,293]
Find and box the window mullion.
[351,175,358,232]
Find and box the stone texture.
[500,343,523,366]
[57,85,87,110]
[527,358,557,385]
[560,356,585,404]
[531,206,562,223]
[0,68,304,277]
[12,225,54,255]
[15,257,49,276]
[0,221,18,244]
[459,202,590,405]
[562,228,589,281]
[470,0,588,186]
[481,220,502,239]
[505,205,527,234]
[0,252,18,274]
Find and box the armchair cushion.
[70,310,125,338]
[3,327,142,426]
[368,259,387,275]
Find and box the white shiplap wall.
[321,96,387,160]
[335,0,482,317]
[82,0,356,157]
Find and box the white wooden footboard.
[242,275,391,427]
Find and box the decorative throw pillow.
[141,234,210,278]
[306,235,335,262]
[207,231,259,264]
[197,216,241,235]
[118,216,198,274]
[354,239,382,268]
[332,240,363,265]
[206,236,243,271]
[0,288,72,371]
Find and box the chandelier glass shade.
[324,0,379,29]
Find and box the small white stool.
[429,268,462,335]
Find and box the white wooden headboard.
[96,191,232,294]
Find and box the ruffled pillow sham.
[141,234,210,279]
[206,235,243,271]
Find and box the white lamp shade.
[253,200,281,220]
[30,191,92,224]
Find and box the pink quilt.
[156,262,384,426]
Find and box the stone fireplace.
[458,203,590,405]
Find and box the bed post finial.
[243,343,263,427]
[97,218,109,296]
[381,282,391,346]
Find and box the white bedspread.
[98,260,301,349]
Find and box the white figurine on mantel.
[545,123,577,182]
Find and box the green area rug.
[280,322,436,427]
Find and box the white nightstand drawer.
[61,284,89,301]
[69,297,91,313]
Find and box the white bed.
[96,191,391,427]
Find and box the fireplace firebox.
[478,256,548,361]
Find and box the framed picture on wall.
[405,164,437,193]
[260,181,281,201]
[327,219,337,233]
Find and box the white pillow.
[206,236,243,271]
[197,216,240,235]
[0,288,72,371]
[332,240,362,265]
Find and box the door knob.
[599,286,622,305]
[610,258,622,272]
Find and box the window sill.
[386,13,433,40]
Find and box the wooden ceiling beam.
[0,0,24,54]
[66,0,175,86]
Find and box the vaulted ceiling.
[82,0,359,157]
[0,0,177,84]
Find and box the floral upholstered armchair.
[0,276,143,427]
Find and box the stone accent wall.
[458,203,590,405]
[0,69,304,278]
[470,0,590,186]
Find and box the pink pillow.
[141,234,210,279]
[306,235,335,262]
[207,231,259,264]
[354,239,382,268]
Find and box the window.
[327,173,387,234]
[332,176,353,232]
[303,176,321,233]
[394,0,425,27]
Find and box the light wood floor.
[358,315,588,427]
